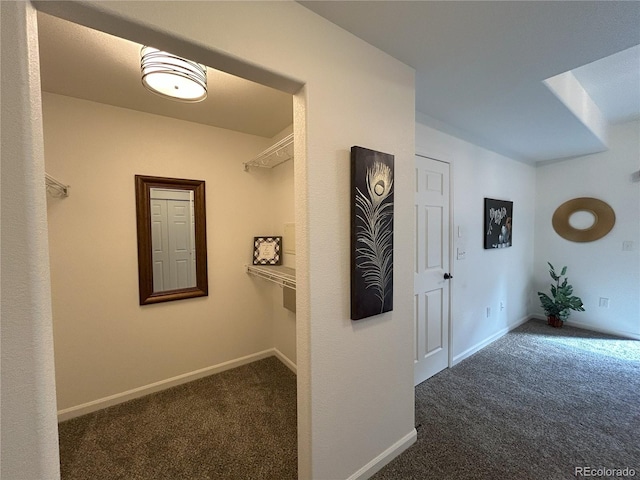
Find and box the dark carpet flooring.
[373,319,640,480]
[59,320,639,480]
[58,356,297,480]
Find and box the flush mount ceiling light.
[140,46,207,102]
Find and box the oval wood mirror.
[552,197,615,243]
[135,175,208,305]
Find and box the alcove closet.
[245,132,298,319]
[39,10,298,479]
[243,131,298,371]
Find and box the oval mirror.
[552,197,615,243]
[568,210,596,230]
[135,175,208,304]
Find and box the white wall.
[8,2,416,479]
[416,117,537,362]
[44,92,282,413]
[0,3,61,479]
[534,120,640,338]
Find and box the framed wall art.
[484,198,513,249]
[253,236,282,265]
[351,146,394,320]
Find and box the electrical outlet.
[622,241,634,251]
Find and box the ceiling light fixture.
[140,46,207,102]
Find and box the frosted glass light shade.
[140,47,207,102]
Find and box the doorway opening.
[37,10,305,479]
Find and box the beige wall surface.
[9,1,416,479]
[243,123,297,367]
[44,92,281,411]
[267,154,298,367]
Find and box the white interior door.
[151,198,171,292]
[150,188,196,292]
[190,191,196,286]
[414,155,451,386]
[167,199,193,289]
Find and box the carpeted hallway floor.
[373,319,640,480]
[58,356,297,480]
[59,320,639,480]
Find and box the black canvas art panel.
[484,198,513,249]
[351,146,394,320]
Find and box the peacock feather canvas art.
[351,146,394,320]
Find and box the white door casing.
[414,155,451,386]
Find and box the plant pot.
[547,316,563,328]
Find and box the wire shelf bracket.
[243,133,294,171]
[45,173,69,198]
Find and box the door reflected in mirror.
[150,187,197,292]
[135,176,208,305]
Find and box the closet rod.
[246,264,296,290]
[243,133,294,171]
[45,173,69,197]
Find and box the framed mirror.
[135,175,208,305]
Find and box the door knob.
[444,273,453,280]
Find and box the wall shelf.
[246,264,296,290]
[243,133,294,171]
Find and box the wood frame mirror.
[135,175,208,305]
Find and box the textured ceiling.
[300,1,640,163]
[37,12,293,139]
[38,4,640,162]
[572,44,640,125]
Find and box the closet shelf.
[246,264,296,290]
[243,133,294,171]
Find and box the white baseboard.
[564,319,640,340]
[346,429,418,480]
[530,314,640,340]
[273,348,297,374]
[57,348,294,422]
[452,315,531,366]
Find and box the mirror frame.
[135,175,208,305]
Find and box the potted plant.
[537,262,585,328]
